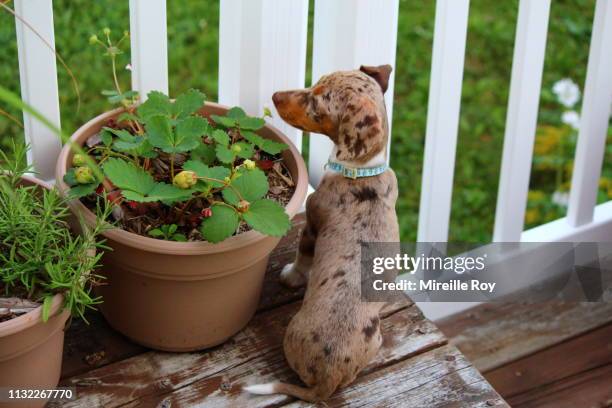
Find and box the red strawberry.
[126,201,138,210]
[256,159,274,170]
[201,208,213,218]
[106,190,123,204]
[95,184,105,195]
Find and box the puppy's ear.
[359,65,393,93]
[336,96,386,163]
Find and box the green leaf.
[215,144,235,164]
[242,130,288,155]
[137,91,172,120]
[222,168,268,205]
[175,116,209,145]
[173,89,206,118]
[145,115,174,152]
[210,129,230,146]
[210,114,237,128]
[103,126,134,141]
[200,204,240,243]
[148,228,164,238]
[191,143,216,165]
[234,141,255,159]
[237,116,265,130]
[133,140,158,158]
[183,160,230,188]
[99,129,113,146]
[243,199,291,237]
[114,135,144,152]
[117,112,140,123]
[106,90,139,104]
[227,107,247,118]
[63,168,78,186]
[171,233,187,242]
[122,182,194,204]
[42,295,53,322]
[146,115,206,154]
[103,158,156,196]
[68,183,98,199]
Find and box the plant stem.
[196,176,245,202]
[170,154,175,179]
[110,54,123,97]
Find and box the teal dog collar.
[325,161,388,179]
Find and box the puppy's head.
[272,65,392,163]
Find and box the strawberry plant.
[65,92,293,243]
[63,28,294,243]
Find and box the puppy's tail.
[244,381,334,403]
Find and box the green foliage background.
[1,0,610,242]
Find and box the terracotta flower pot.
[56,102,308,352]
[0,295,69,408]
[0,175,70,408]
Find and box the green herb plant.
[0,144,109,322]
[64,28,292,243]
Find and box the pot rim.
[0,293,65,338]
[56,101,309,255]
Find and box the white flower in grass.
[552,78,580,108]
[125,63,132,71]
[561,110,580,131]
[552,191,570,208]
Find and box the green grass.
[1,0,610,243]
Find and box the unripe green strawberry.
[173,170,197,189]
[243,159,256,170]
[231,144,242,153]
[75,167,95,184]
[223,176,231,184]
[89,34,98,45]
[72,154,87,167]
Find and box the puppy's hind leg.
[280,221,316,288]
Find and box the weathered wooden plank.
[257,214,306,312]
[282,345,507,408]
[62,301,427,407]
[61,312,146,379]
[485,322,612,399]
[60,215,306,378]
[508,362,612,408]
[439,299,612,372]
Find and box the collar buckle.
[342,166,358,179]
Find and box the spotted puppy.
[245,65,399,402]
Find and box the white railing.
[10,0,612,248]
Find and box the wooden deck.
[439,294,612,407]
[57,216,507,407]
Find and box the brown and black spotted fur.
[244,65,399,402]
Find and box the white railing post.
[493,0,551,242]
[309,0,400,186]
[567,0,612,227]
[417,0,470,243]
[129,0,169,100]
[14,0,62,181]
[219,0,309,150]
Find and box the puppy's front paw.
[280,263,307,288]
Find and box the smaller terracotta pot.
[0,295,69,408]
